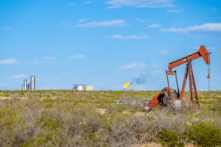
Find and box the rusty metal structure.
[144,46,211,112]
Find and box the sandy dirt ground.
[132,142,194,147]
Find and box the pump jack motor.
[144,46,211,112]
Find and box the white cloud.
[208,47,216,49]
[83,1,91,4]
[193,46,200,49]
[38,77,62,81]
[105,0,176,8]
[0,59,19,64]
[54,77,62,80]
[147,24,161,28]
[151,70,164,74]
[4,27,12,30]
[43,61,52,64]
[214,77,221,80]
[39,84,66,90]
[76,20,125,27]
[160,51,167,54]
[160,23,221,34]
[118,62,156,69]
[110,35,150,39]
[135,18,151,22]
[69,3,75,6]
[5,47,10,50]
[8,74,27,79]
[212,8,217,11]
[79,18,86,22]
[166,10,180,13]
[70,55,84,59]
[43,57,56,59]
[24,61,39,64]
[61,22,68,26]
[0,82,10,87]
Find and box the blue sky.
[0,0,221,91]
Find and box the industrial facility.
[22,76,36,91]
[73,85,93,91]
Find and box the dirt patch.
[96,108,107,115]
[0,96,12,100]
[185,143,194,147]
[132,142,194,147]
[132,142,161,147]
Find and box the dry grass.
[0,90,220,146]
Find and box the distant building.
[22,76,35,91]
[85,86,93,91]
[73,85,94,91]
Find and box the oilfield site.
[1,0,221,147]
[1,45,221,147]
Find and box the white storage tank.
[85,86,93,91]
[74,85,85,91]
[31,76,35,91]
[24,80,27,90]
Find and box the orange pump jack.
[144,46,211,112]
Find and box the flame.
[124,83,130,88]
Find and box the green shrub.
[22,138,46,147]
[0,90,220,146]
[45,103,52,108]
[156,129,185,147]
[38,117,64,132]
[185,122,221,147]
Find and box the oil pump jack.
[144,46,211,112]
